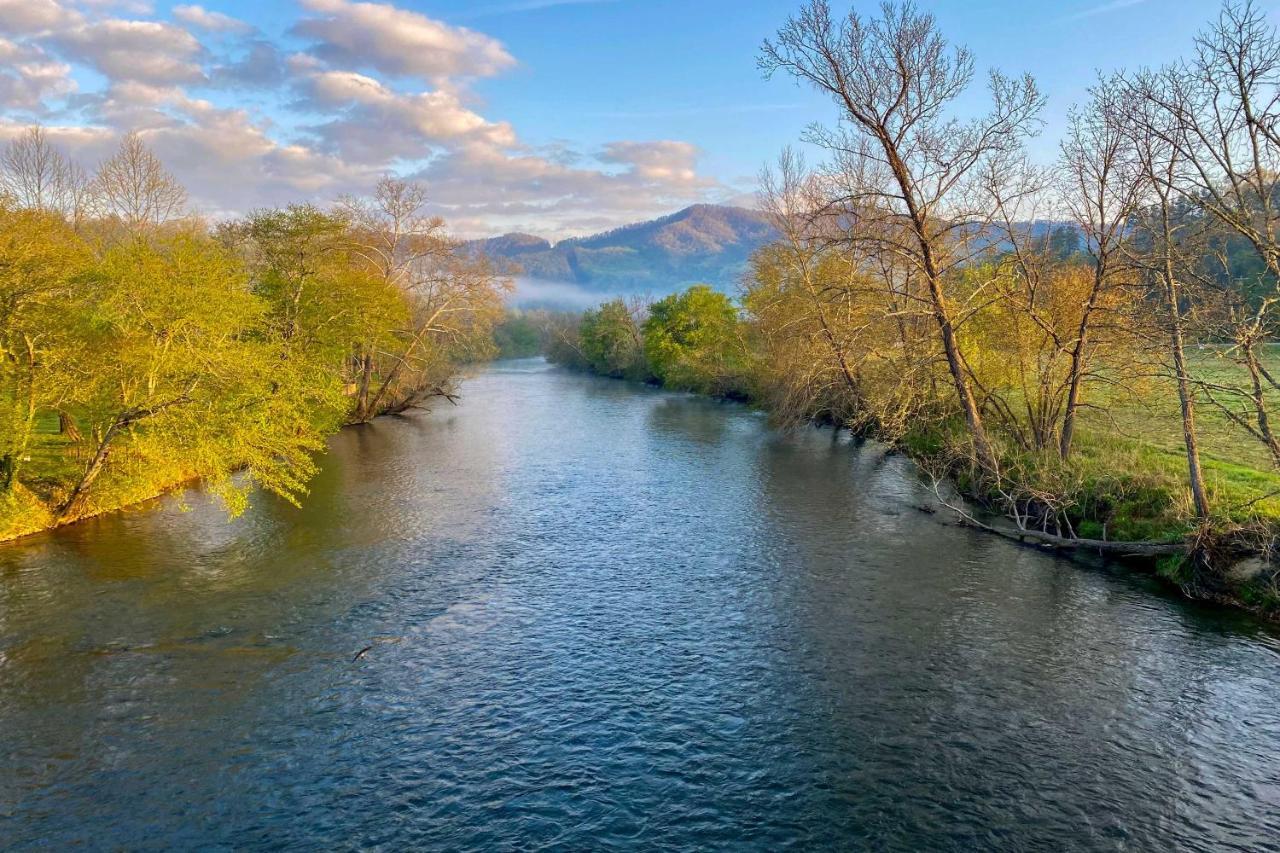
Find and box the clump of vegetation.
[493,311,548,359]
[579,299,651,381]
[0,130,509,538]
[643,286,748,397]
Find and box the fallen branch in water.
[927,482,1186,558]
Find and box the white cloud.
[79,0,155,14]
[0,38,75,110]
[0,0,720,235]
[600,140,701,184]
[292,0,516,81]
[173,4,253,35]
[52,19,206,84]
[411,136,716,238]
[0,0,81,35]
[297,69,516,162]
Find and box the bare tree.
[0,126,90,223]
[1057,76,1145,459]
[1119,71,1212,518]
[756,149,865,418]
[1151,1,1280,278]
[92,131,187,233]
[760,0,1043,475]
[1125,1,1280,475]
[340,178,509,422]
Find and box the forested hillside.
[471,204,778,294]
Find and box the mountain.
[470,205,1083,304]
[470,204,779,297]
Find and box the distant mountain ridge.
[470,205,1084,302]
[470,204,779,296]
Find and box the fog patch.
[511,277,613,310]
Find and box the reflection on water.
[1,359,1278,850]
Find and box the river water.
[1,359,1278,850]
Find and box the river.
[1,359,1278,850]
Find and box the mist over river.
[2,359,1278,850]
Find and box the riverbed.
[1,359,1278,850]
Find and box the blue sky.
[0,0,1259,237]
[438,0,1233,167]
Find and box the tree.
[0,126,90,223]
[1128,1,1280,475]
[579,298,648,380]
[340,178,509,421]
[643,285,745,395]
[92,131,187,234]
[751,150,869,428]
[218,204,393,434]
[492,311,546,359]
[1057,77,1145,459]
[0,203,92,493]
[1119,71,1213,518]
[760,0,1044,475]
[57,233,278,520]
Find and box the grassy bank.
[546,293,1280,621]
[1078,348,1280,524]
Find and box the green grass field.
[1076,345,1280,535]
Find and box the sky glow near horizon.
[0,0,1261,238]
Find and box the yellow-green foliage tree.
[745,240,939,439]
[579,299,648,380]
[0,130,512,538]
[0,204,92,495]
[55,232,331,521]
[218,205,399,431]
[643,285,746,396]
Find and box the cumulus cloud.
[52,19,206,84]
[173,4,253,35]
[296,69,516,162]
[292,0,516,81]
[0,0,81,36]
[0,38,74,111]
[600,140,701,183]
[0,0,721,235]
[79,0,155,13]
[409,135,717,238]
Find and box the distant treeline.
[0,129,507,538]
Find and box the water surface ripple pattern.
[2,360,1278,850]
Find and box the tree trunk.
[1164,277,1210,519]
[927,273,999,474]
[56,419,121,523]
[364,320,437,420]
[355,349,374,423]
[1242,341,1280,466]
[1059,267,1105,459]
[882,144,999,476]
[59,410,83,443]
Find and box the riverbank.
[3,413,348,545]
[0,456,204,544]
[553,357,1280,622]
